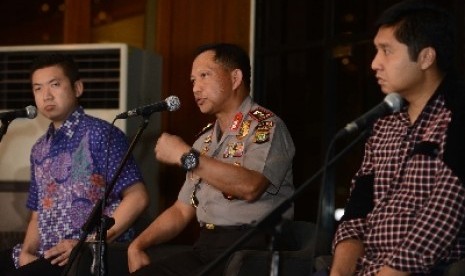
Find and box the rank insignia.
[249,107,273,121]
[253,130,270,144]
[230,112,243,131]
[237,120,251,139]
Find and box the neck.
[406,74,443,124]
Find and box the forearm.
[108,182,149,242]
[330,239,364,276]
[194,155,269,201]
[21,211,40,253]
[155,133,269,202]
[19,211,41,265]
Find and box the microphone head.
[165,96,181,112]
[383,93,403,113]
[25,105,38,119]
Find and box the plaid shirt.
[334,84,465,274]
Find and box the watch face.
[183,152,198,170]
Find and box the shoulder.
[80,114,127,147]
[249,104,275,122]
[194,122,214,139]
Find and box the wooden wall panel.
[63,0,91,43]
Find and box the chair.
[223,220,316,276]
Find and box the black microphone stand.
[0,118,12,143]
[198,129,368,276]
[62,116,150,276]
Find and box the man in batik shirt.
[1,53,149,276]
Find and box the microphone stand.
[198,129,368,276]
[62,116,150,276]
[0,119,11,143]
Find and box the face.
[190,50,236,115]
[32,65,82,128]
[371,26,424,97]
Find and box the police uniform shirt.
[178,96,295,226]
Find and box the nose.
[43,87,53,101]
[371,52,381,72]
[192,80,201,95]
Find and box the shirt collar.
[47,106,84,140]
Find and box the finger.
[58,257,69,266]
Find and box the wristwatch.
[180,148,200,171]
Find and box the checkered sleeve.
[387,166,465,273]
[333,218,366,253]
[333,137,374,252]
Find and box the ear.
[231,69,243,91]
[74,80,84,98]
[418,47,436,70]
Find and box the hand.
[155,133,190,165]
[18,251,39,267]
[43,239,78,266]
[127,243,151,273]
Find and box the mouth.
[375,76,385,85]
[43,104,55,111]
[195,98,206,105]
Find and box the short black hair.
[30,53,80,84]
[375,0,456,74]
[194,43,251,91]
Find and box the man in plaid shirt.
[331,1,465,275]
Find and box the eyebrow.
[32,78,60,86]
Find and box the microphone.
[116,96,181,119]
[342,92,403,135]
[0,105,37,121]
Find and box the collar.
[221,96,254,136]
[46,106,84,140]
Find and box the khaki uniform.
[178,96,295,226]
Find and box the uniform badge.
[223,142,244,158]
[237,120,251,139]
[233,142,244,157]
[249,107,273,121]
[253,130,270,144]
[257,120,274,130]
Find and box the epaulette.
[194,122,214,139]
[249,107,274,121]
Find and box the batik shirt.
[12,106,143,267]
[334,78,465,275]
[178,96,295,226]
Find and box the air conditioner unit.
[0,43,163,230]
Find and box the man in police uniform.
[127,43,295,275]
